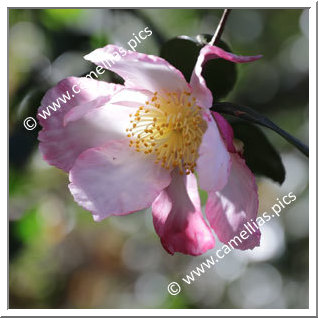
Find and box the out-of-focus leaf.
[9,168,28,197]
[9,207,43,260]
[41,9,83,30]
[160,34,237,101]
[9,125,39,170]
[231,122,285,184]
[9,221,24,261]
[90,33,110,49]
[212,101,309,157]
[14,207,42,244]
[199,188,208,206]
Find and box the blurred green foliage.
[9,8,309,309]
[40,9,84,29]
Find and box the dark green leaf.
[160,34,237,101]
[212,102,309,157]
[231,122,285,184]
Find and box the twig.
[209,9,232,46]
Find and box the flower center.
[126,91,207,175]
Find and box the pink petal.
[69,139,172,221]
[37,77,122,130]
[196,114,231,192]
[190,45,262,108]
[109,88,152,107]
[39,99,137,172]
[38,79,151,172]
[152,170,215,256]
[212,112,236,153]
[84,45,190,93]
[38,77,123,171]
[205,153,260,250]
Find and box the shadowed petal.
[212,112,236,153]
[206,152,260,250]
[190,45,262,108]
[84,45,190,93]
[37,77,122,130]
[39,99,138,172]
[152,171,215,256]
[196,114,231,192]
[69,139,172,221]
[38,80,151,172]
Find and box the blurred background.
[9,9,309,309]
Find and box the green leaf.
[41,9,83,30]
[14,207,43,244]
[231,122,285,184]
[212,102,309,157]
[160,34,237,101]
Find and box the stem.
[209,9,232,46]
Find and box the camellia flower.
[38,44,262,256]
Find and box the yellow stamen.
[126,90,207,174]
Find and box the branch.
[209,9,232,46]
